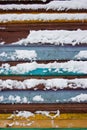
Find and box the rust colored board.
[0,9,87,13]
[0,103,87,114]
[0,75,87,80]
[0,23,87,44]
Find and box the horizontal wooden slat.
[0,75,87,80]
[0,23,87,44]
[0,45,87,61]
[0,103,87,113]
[0,114,87,128]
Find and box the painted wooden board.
[0,119,87,128]
[0,90,87,103]
[0,113,87,128]
[0,128,87,129]
[0,45,87,61]
[0,103,87,114]
[0,68,86,76]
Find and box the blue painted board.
[0,45,87,61]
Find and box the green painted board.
[0,128,87,130]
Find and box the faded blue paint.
[0,90,87,103]
[0,45,87,61]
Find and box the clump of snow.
[0,42,5,45]
[0,52,7,57]
[42,0,46,2]
[15,50,37,60]
[23,79,44,89]
[17,111,34,118]
[8,95,21,103]
[35,110,60,119]
[13,30,87,45]
[0,13,87,24]
[32,95,44,102]
[7,122,14,127]
[16,110,59,119]
[22,97,28,103]
[8,95,29,103]
[45,79,67,90]
[75,51,87,59]
[0,0,87,11]
[71,94,87,102]
[0,96,4,101]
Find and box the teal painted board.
[0,68,86,76]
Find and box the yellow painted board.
[0,113,87,128]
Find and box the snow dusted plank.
[13,30,87,45]
[0,13,87,23]
[0,61,87,76]
[0,90,87,103]
[0,0,87,11]
[0,78,87,90]
[0,23,87,44]
[0,45,87,61]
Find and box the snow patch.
[0,78,87,90]
[75,51,87,59]
[33,95,44,102]
[0,50,37,60]
[8,95,21,103]
[17,111,34,118]
[15,50,37,60]
[35,110,60,119]
[71,94,87,102]
[16,110,59,119]
[0,96,4,101]
[0,42,5,45]
[13,30,87,45]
